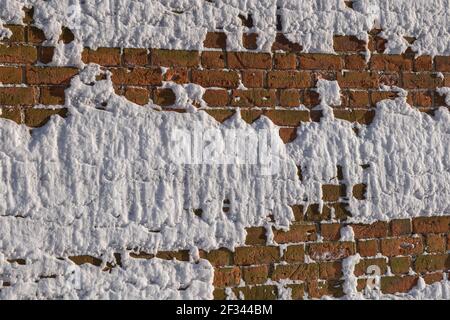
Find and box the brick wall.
[0,8,449,299]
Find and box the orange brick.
[390,219,412,236]
[344,54,367,70]
[320,223,341,241]
[334,109,375,124]
[0,66,22,84]
[27,26,46,44]
[267,71,311,89]
[0,44,37,64]
[425,234,447,253]
[272,263,319,281]
[273,223,317,244]
[319,261,342,279]
[403,73,443,89]
[27,66,78,85]
[192,69,239,88]
[357,239,379,257]
[381,275,418,294]
[234,246,280,266]
[153,88,176,106]
[337,71,379,88]
[343,90,370,108]
[242,33,258,50]
[390,256,411,274]
[202,248,233,267]
[322,184,346,202]
[414,56,433,71]
[279,89,301,107]
[274,53,296,69]
[279,128,297,144]
[370,54,412,71]
[124,87,150,105]
[241,265,269,285]
[38,46,55,64]
[307,241,355,261]
[163,68,188,84]
[202,89,229,107]
[201,51,225,69]
[334,35,366,52]
[351,221,389,239]
[380,236,424,257]
[3,24,25,42]
[284,244,305,263]
[110,67,162,86]
[263,110,310,126]
[412,216,450,234]
[302,89,320,107]
[241,70,264,88]
[123,48,148,66]
[271,33,303,52]
[435,56,450,72]
[213,267,241,288]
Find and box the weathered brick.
[414,56,433,71]
[299,54,343,70]
[201,51,226,69]
[0,66,22,84]
[205,109,235,123]
[370,54,412,71]
[403,73,443,89]
[232,285,277,300]
[319,261,342,280]
[307,279,345,298]
[284,244,305,263]
[322,184,346,202]
[38,46,55,64]
[334,109,375,124]
[390,256,411,274]
[343,90,370,108]
[123,48,148,66]
[267,71,311,89]
[381,275,418,294]
[152,49,200,67]
[288,284,305,300]
[414,254,449,273]
[263,110,310,126]
[408,90,433,108]
[412,216,450,234]
[0,44,37,64]
[234,246,280,266]
[351,221,389,240]
[245,227,266,245]
[203,248,233,267]
[357,239,379,257]
[241,265,269,285]
[423,272,444,285]
[279,89,301,107]
[40,86,66,105]
[354,258,387,277]
[214,267,241,288]
[3,24,26,42]
[82,47,121,66]
[202,89,229,107]
[352,183,366,200]
[320,223,341,241]
[203,32,227,49]
[371,91,398,106]
[192,69,239,88]
[435,56,450,72]
[228,52,272,69]
[0,108,21,124]
[307,241,355,261]
[27,66,78,85]
[153,88,176,106]
[279,128,297,144]
[124,87,150,105]
[272,263,319,281]
[231,89,276,108]
[59,27,75,44]
[274,53,297,70]
[380,236,424,257]
[27,26,46,44]
[334,35,366,52]
[344,54,367,70]
[241,70,264,88]
[273,224,317,244]
[156,250,190,261]
[0,87,38,106]
[337,71,379,88]
[426,234,447,253]
[302,89,320,107]
[390,219,412,236]
[162,68,188,84]
[24,108,67,127]
[243,33,258,50]
[110,67,162,86]
[271,33,303,52]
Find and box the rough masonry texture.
[0,6,449,300]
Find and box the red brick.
[390,219,412,236]
[241,265,269,285]
[152,49,199,67]
[371,91,398,106]
[274,53,296,70]
[242,33,258,50]
[343,90,370,108]
[279,128,297,144]
[156,250,190,261]
[370,54,412,71]
[205,109,235,123]
[414,254,449,273]
[435,56,450,72]
[322,184,346,202]
[123,48,148,66]
[337,71,379,88]
[162,68,188,84]
[408,90,433,108]
[27,26,46,44]
[110,67,162,86]
[271,33,303,52]
[284,244,305,263]
[414,56,433,71]
[319,261,342,279]
[299,54,343,70]
[231,285,277,300]
[307,279,345,298]
[38,46,55,64]
[344,54,367,70]
[202,89,229,107]
[228,52,272,69]
[302,89,320,107]
[263,110,310,126]
[267,71,311,89]
[357,239,379,257]
[231,89,276,108]
[0,87,37,106]
[320,223,341,241]
[381,275,418,294]
[203,32,227,49]
[350,221,389,239]
[40,86,66,105]
[425,234,447,253]
[334,35,366,52]
[234,246,280,266]
[124,87,150,105]
[380,236,424,257]
[27,66,78,85]
[273,223,317,244]
[272,263,319,281]
[423,272,444,285]
[192,69,239,88]
[403,73,443,89]
[3,24,25,42]
[214,267,241,288]
[201,51,225,69]
[241,70,264,88]
[245,227,266,245]
[412,216,450,234]
[24,108,68,127]
[82,47,121,66]
[0,66,22,84]
[0,44,37,64]
[307,241,355,261]
[203,248,233,267]
[279,89,301,107]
